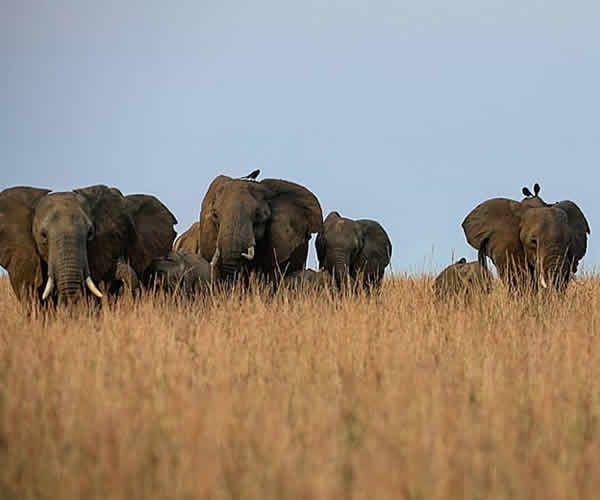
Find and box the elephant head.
[198,171,323,280]
[433,257,493,299]
[0,185,176,303]
[462,183,590,290]
[315,211,392,288]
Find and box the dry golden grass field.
[1,275,600,500]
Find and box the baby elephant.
[316,211,392,289]
[144,251,212,295]
[281,269,333,291]
[433,257,492,299]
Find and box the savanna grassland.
[1,276,600,500]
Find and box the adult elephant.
[462,183,590,290]
[198,172,323,281]
[173,222,201,253]
[315,211,392,289]
[0,185,176,304]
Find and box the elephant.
[462,183,590,291]
[315,211,392,289]
[281,268,333,291]
[0,185,176,304]
[173,222,201,254]
[197,171,323,281]
[144,251,211,295]
[433,257,493,299]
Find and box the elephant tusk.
[85,276,104,298]
[41,276,54,301]
[241,246,255,260]
[210,248,221,268]
[539,275,548,289]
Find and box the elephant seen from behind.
[433,257,493,300]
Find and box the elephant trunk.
[44,231,103,302]
[53,232,86,301]
[332,250,351,286]
[217,216,256,281]
[538,247,570,290]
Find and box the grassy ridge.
[1,277,600,499]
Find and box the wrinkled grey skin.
[433,257,493,300]
[316,211,392,289]
[281,268,333,291]
[462,184,590,291]
[0,185,176,305]
[198,171,323,282]
[173,222,201,254]
[144,251,212,295]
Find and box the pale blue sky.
[2,1,598,272]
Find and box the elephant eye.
[40,229,48,241]
[210,210,219,222]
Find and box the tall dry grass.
[1,275,600,499]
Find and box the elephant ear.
[125,194,177,275]
[198,175,232,261]
[462,198,525,270]
[261,179,323,264]
[555,200,590,263]
[355,219,392,274]
[315,212,341,266]
[74,185,135,281]
[0,187,50,300]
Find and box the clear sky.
[2,1,598,272]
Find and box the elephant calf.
[316,211,392,289]
[144,251,212,295]
[281,269,333,291]
[433,258,493,300]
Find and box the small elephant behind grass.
[144,251,212,296]
[433,257,493,300]
[316,211,392,290]
[281,269,333,292]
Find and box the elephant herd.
[0,172,590,308]
[0,170,391,305]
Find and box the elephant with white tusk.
[197,171,323,282]
[462,183,590,291]
[0,185,176,305]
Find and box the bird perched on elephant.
[144,251,211,295]
[173,222,201,254]
[315,211,392,289]
[197,171,323,281]
[433,257,493,300]
[462,183,589,291]
[0,185,176,304]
